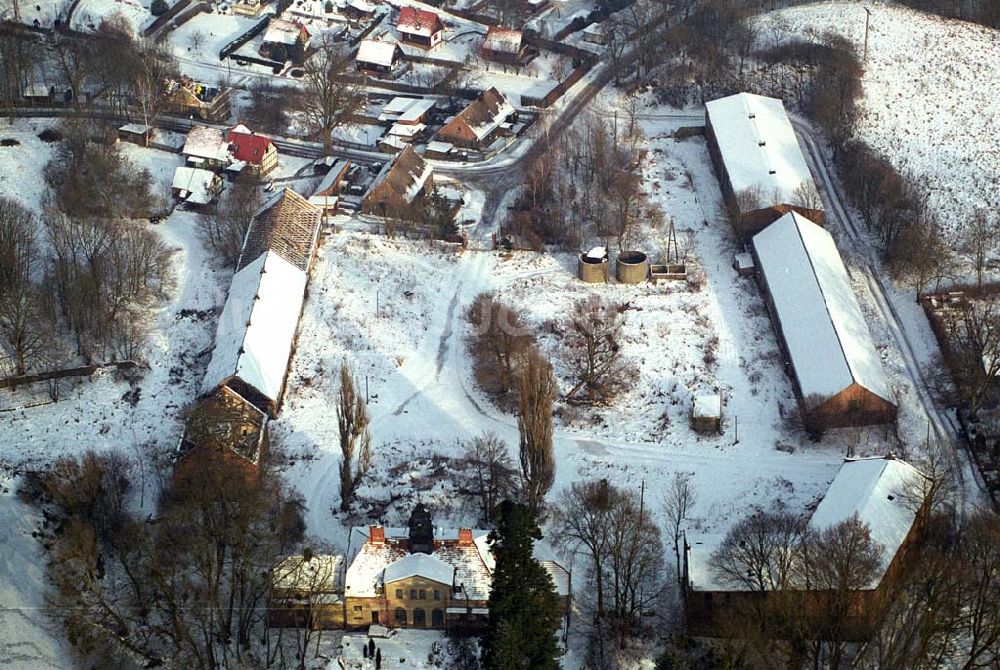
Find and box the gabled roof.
[482,26,522,54]
[227,126,274,166]
[396,6,443,37]
[263,18,309,45]
[752,212,893,408]
[808,457,928,588]
[368,145,433,205]
[383,553,455,586]
[313,159,351,197]
[705,92,819,211]
[201,251,308,405]
[442,87,515,142]
[180,386,268,464]
[238,188,323,272]
[357,39,403,67]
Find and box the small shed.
[425,140,454,158]
[118,123,151,147]
[692,394,722,434]
[733,252,754,277]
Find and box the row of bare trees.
[29,448,306,669]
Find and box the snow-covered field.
[0,121,59,211]
[757,2,1000,240]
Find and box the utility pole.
[734,415,739,445]
[863,7,873,63]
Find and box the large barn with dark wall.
[705,92,825,241]
[751,212,897,432]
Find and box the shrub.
[150,0,169,16]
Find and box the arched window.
[394,608,407,625]
[431,609,444,627]
[413,608,426,627]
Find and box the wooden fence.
[0,361,138,390]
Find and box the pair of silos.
[578,247,649,284]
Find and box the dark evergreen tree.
[481,500,562,670]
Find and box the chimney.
[369,525,385,544]
[458,528,473,545]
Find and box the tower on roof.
[408,503,434,554]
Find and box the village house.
[260,18,311,63]
[395,7,444,49]
[356,39,405,75]
[164,77,232,122]
[435,87,516,149]
[174,386,269,485]
[181,125,230,169]
[231,0,266,16]
[685,456,931,639]
[309,158,351,214]
[361,145,433,219]
[479,26,527,65]
[377,96,436,126]
[705,92,824,240]
[343,0,377,21]
[582,22,610,45]
[228,124,279,177]
[201,189,322,417]
[342,505,571,630]
[171,166,224,207]
[270,552,346,629]
[751,212,897,432]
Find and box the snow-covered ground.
[72,0,151,34]
[757,2,1000,241]
[0,121,59,211]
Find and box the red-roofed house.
[227,125,278,177]
[396,7,444,48]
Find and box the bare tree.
[663,472,697,584]
[460,431,518,524]
[961,209,996,290]
[564,296,634,404]
[887,211,955,298]
[791,180,823,215]
[711,510,801,592]
[338,362,372,512]
[466,292,535,403]
[0,197,47,374]
[516,348,556,515]
[948,299,1000,417]
[128,38,178,130]
[553,479,616,618]
[201,176,260,267]
[297,34,366,152]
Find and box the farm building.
[751,212,896,432]
[685,456,930,639]
[361,145,433,219]
[343,505,570,630]
[174,386,269,484]
[202,189,322,417]
[164,77,231,122]
[480,26,527,65]
[269,553,346,629]
[705,92,824,240]
[435,87,516,148]
[309,158,351,213]
[227,124,279,177]
[356,39,405,74]
[396,7,444,48]
[171,166,223,207]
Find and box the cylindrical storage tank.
[578,253,609,283]
[616,250,649,284]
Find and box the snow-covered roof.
[388,122,425,138]
[313,159,350,197]
[397,98,436,124]
[482,26,523,54]
[357,39,401,67]
[383,553,455,586]
[347,0,376,13]
[705,92,819,211]
[369,145,433,204]
[171,166,219,205]
[441,87,515,142]
[263,18,307,45]
[22,83,51,97]
[182,125,228,162]
[201,251,308,406]
[425,140,453,154]
[272,554,345,593]
[693,394,722,419]
[808,457,927,588]
[752,212,892,408]
[119,123,149,135]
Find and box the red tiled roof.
[227,127,273,165]
[397,6,442,34]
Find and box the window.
[396,589,403,599]
[432,609,444,627]
[433,590,441,601]
[419,589,426,600]
[413,608,426,626]
[394,608,407,625]
[353,605,363,612]
[410,589,417,599]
